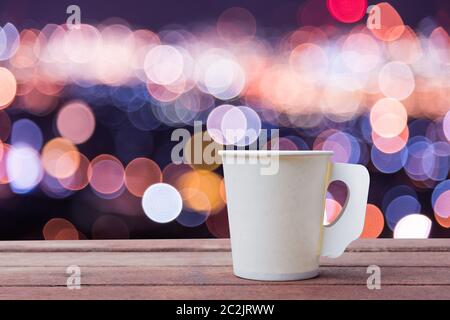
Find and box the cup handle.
[321,163,370,258]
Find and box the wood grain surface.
[0,239,448,300]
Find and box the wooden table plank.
[0,266,449,286]
[0,239,448,300]
[0,239,231,252]
[1,285,449,300]
[0,251,449,267]
[0,239,448,252]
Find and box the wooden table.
[0,239,449,300]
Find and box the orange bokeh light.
[370,98,408,138]
[369,2,405,42]
[360,204,384,238]
[124,157,162,197]
[219,179,227,203]
[176,170,225,214]
[41,138,80,179]
[0,68,17,109]
[0,144,12,184]
[43,218,79,240]
[435,212,450,229]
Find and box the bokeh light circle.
[369,3,405,42]
[235,106,261,146]
[217,7,257,43]
[324,198,342,226]
[370,98,407,138]
[144,45,184,85]
[176,210,208,228]
[125,157,162,197]
[378,61,415,101]
[11,119,43,150]
[183,131,222,172]
[432,181,450,219]
[404,136,432,180]
[342,32,381,73]
[176,170,225,214]
[327,0,367,23]
[434,190,450,219]
[435,213,450,229]
[290,43,328,83]
[57,100,95,144]
[372,126,409,154]
[0,144,11,184]
[207,104,235,145]
[0,67,17,109]
[393,214,431,239]
[443,111,450,142]
[360,204,384,238]
[382,185,417,211]
[58,152,90,191]
[221,107,247,145]
[176,189,210,227]
[322,131,360,163]
[385,195,421,231]
[7,145,43,194]
[422,142,450,181]
[371,146,408,174]
[41,173,74,199]
[203,58,246,100]
[42,138,80,179]
[142,183,182,223]
[43,218,79,240]
[88,154,125,195]
[0,23,20,61]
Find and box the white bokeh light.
[378,61,415,101]
[142,183,183,223]
[7,145,43,194]
[144,45,184,85]
[393,214,432,239]
[203,58,246,100]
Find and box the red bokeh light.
[327,0,367,23]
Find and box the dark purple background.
[1,0,448,31]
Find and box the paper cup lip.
[218,150,334,157]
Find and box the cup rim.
[218,150,333,156]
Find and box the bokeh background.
[0,0,449,240]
